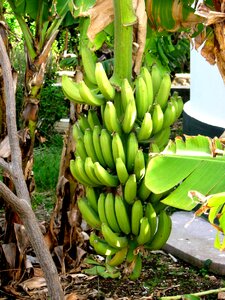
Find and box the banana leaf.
[145,135,225,211]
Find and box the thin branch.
[0,157,11,175]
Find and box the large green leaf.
[145,136,225,210]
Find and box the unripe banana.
[126,240,138,263]
[107,246,128,267]
[93,162,119,187]
[121,78,135,112]
[116,157,129,185]
[137,177,151,201]
[105,193,121,233]
[149,142,160,153]
[135,76,149,120]
[101,223,128,248]
[80,46,97,85]
[162,101,177,129]
[112,132,126,165]
[72,123,84,141]
[115,194,131,235]
[152,127,171,151]
[145,202,157,239]
[136,217,151,245]
[103,101,121,133]
[145,210,172,250]
[89,232,118,256]
[78,114,90,133]
[75,138,88,161]
[78,80,105,106]
[92,125,107,167]
[126,132,139,173]
[70,158,97,187]
[86,186,98,213]
[137,112,153,142]
[77,196,101,229]
[61,75,83,104]
[83,128,98,162]
[152,104,164,135]
[87,109,102,130]
[84,157,102,186]
[95,62,115,100]
[151,64,162,98]
[99,129,115,169]
[122,98,137,134]
[129,253,142,280]
[97,193,108,225]
[140,66,154,111]
[124,174,137,204]
[175,96,184,119]
[134,149,146,182]
[131,199,143,236]
[154,73,171,110]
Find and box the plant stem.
[161,287,225,300]
[110,0,135,87]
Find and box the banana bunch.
[61,48,182,280]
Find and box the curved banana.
[151,64,163,99]
[92,125,107,167]
[100,129,115,169]
[75,138,88,161]
[152,104,164,135]
[95,62,115,100]
[136,217,151,245]
[77,196,101,229]
[115,157,129,185]
[84,157,102,186]
[149,142,160,153]
[134,149,146,182]
[152,127,171,151]
[97,193,108,225]
[78,114,90,133]
[72,123,83,141]
[101,223,128,248]
[126,240,138,263]
[115,194,131,235]
[145,210,172,250]
[105,193,121,233]
[93,162,119,187]
[103,101,121,133]
[154,72,171,110]
[89,232,118,256]
[70,158,97,187]
[137,177,151,201]
[112,132,126,165]
[61,75,84,104]
[175,95,184,119]
[145,202,157,239]
[126,132,139,173]
[137,112,153,142]
[107,246,128,267]
[124,174,137,204]
[135,76,149,120]
[83,128,98,162]
[162,101,177,129]
[87,109,102,130]
[131,199,143,236]
[86,186,98,213]
[78,80,105,106]
[128,253,142,281]
[80,46,97,85]
[121,78,135,112]
[122,98,137,134]
[140,66,154,111]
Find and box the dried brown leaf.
[19,277,46,291]
[2,243,16,268]
[0,136,10,158]
[14,223,30,254]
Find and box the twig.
[160,287,225,299]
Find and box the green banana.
[107,246,128,267]
[61,75,83,104]
[70,158,97,187]
[103,101,121,133]
[84,157,102,186]
[152,127,171,151]
[80,45,97,85]
[126,132,139,173]
[105,193,121,233]
[129,253,142,280]
[122,98,137,134]
[126,240,138,263]
[136,217,151,245]
[89,232,118,256]
[112,132,126,165]
[154,73,171,110]
[86,186,98,213]
[137,177,151,201]
[149,142,160,153]
[145,202,157,239]
[152,104,164,134]
[97,193,108,225]
[131,199,143,236]
[162,101,177,129]
[115,157,129,185]
[78,114,90,133]
[115,194,131,235]
[72,123,83,141]
[140,66,154,111]
[135,76,149,120]
[95,62,115,100]
[77,196,101,229]
[93,162,119,187]
[121,78,135,112]
[137,112,153,142]
[75,138,88,161]
[78,80,105,106]
[134,149,146,182]
[124,174,137,204]
[83,128,98,162]
[92,125,107,167]
[100,128,115,169]
[101,223,128,248]
[87,109,102,130]
[151,64,162,98]
[145,210,172,250]
[175,96,184,119]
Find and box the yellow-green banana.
[89,232,118,256]
[137,177,151,201]
[121,78,135,112]
[107,246,128,267]
[70,158,97,187]
[84,157,102,186]
[92,125,107,167]
[61,75,83,104]
[112,132,126,165]
[128,253,142,280]
[86,186,98,213]
[162,101,177,129]
[154,72,171,110]
[87,109,102,130]
[115,194,131,235]
[100,129,115,169]
[152,104,164,134]
[145,202,157,239]
[151,64,162,98]
[131,199,143,236]
[105,193,121,233]
[78,80,105,106]
[122,98,137,134]
[103,101,121,133]
[97,193,108,225]
[101,223,128,248]
[115,157,129,185]
[134,149,146,182]
[75,138,88,161]
[126,132,139,173]
[95,62,115,100]
[77,196,101,229]
[80,46,97,85]
[78,114,90,133]
[126,240,138,263]
[73,123,83,141]
[83,128,98,162]
[124,174,137,204]
[135,76,149,120]
[136,217,151,245]
[152,127,171,151]
[140,66,154,111]
[175,96,184,119]
[137,112,153,142]
[93,162,119,187]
